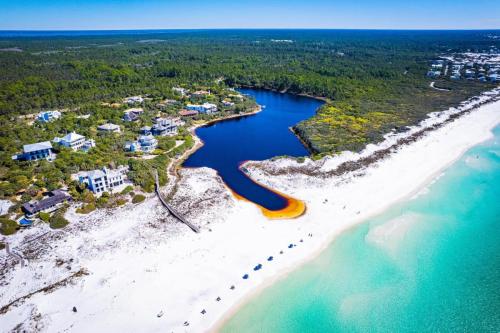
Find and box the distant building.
[139,126,152,135]
[37,111,62,123]
[150,117,183,136]
[97,123,121,133]
[22,190,72,217]
[123,108,144,122]
[124,96,144,104]
[228,94,244,100]
[124,135,158,153]
[191,90,210,98]
[186,102,218,114]
[74,166,129,195]
[12,141,55,161]
[465,70,475,79]
[179,109,199,117]
[426,70,441,78]
[53,132,95,152]
[172,87,187,96]
[222,100,235,107]
[157,99,178,109]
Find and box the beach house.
[222,100,235,107]
[74,166,129,195]
[124,134,158,153]
[186,103,218,114]
[22,190,72,217]
[179,109,199,118]
[53,132,95,152]
[12,141,55,161]
[123,108,144,122]
[124,96,144,104]
[97,123,121,133]
[157,99,178,110]
[191,90,210,98]
[151,117,182,136]
[37,110,62,123]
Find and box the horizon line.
[1,27,500,32]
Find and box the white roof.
[98,123,120,130]
[124,108,144,113]
[23,141,53,153]
[87,169,106,180]
[61,132,85,143]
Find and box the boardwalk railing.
[153,170,200,233]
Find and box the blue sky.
[1,0,499,30]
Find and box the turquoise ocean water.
[221,125,500,333]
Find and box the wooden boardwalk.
[153,171,200,233]
[5,242,26,267]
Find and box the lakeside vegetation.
[0,30,498,216]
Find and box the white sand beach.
[1,88,499,332]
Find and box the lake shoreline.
[1,88,499,333]
[210,88,500,332]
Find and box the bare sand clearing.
[0,88,499,332]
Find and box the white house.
[12,141,55,161]
[74,166,129,195]
[124,96,144,104]
[53,132,95,152]
[186,102,218,114]
[97,123,121,133]
[124,134,158,153]
[37,111,62,123]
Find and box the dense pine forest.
[0,29,498,205]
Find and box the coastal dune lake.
[183,89,323,211]
[221,126,500,332]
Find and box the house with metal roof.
[124,96,144,104]
[22,190,72,217]
[53,132,95,152]
[37,110,62,123]
[179,109,199,117]
[151,117,182,136]
[74,166,129,195]
[124,135,158,153]
[12,141,55,161]
[123,108,144,122]
[97,123,121,133]
[186,103,218,114]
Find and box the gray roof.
[22,190,71,215]
[23,141,53,153]
[87,169,106,180]
[60,132,84,143]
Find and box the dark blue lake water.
[183,89,323,211]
